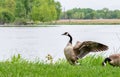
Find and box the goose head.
[62,32,73,44]
[62,32,69,36]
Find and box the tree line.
[61,8,120,19]
[1,0,120,25]
[0,0,61,24]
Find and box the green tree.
[72,12,80,19]
[61,8,120,19]
[0,0,5,8]
[15,1,26,18]
[15,0,33,18]
[66,10,73,19]
[114,10,120,18]
[90,11,97,19]
[0,9,15,24]
[31,0,58,22]
[55,1,61,19]
[4,0,16,13]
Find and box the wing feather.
[74,41,108,58]
[78,41,108,52]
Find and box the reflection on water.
[0,25,120,61]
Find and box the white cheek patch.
[66,33,69,36]
[103,62,106,66]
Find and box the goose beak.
[62,33,65,35]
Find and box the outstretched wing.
[73,41,108,58]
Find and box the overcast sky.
[55,0,120,11]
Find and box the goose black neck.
[68,34,72,44]
[104,57,111,64]
[102,57,111,66]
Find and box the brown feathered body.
[64,43,78,65]
[62,32,108,65]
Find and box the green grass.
[0,55,120,77]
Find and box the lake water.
[0,25,120,62]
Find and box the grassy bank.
[0,55,120,77]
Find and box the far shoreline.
[55,19,120,25]
[1,19,120,27]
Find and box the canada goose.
[62,32,108,65]
[102,54,120,66]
